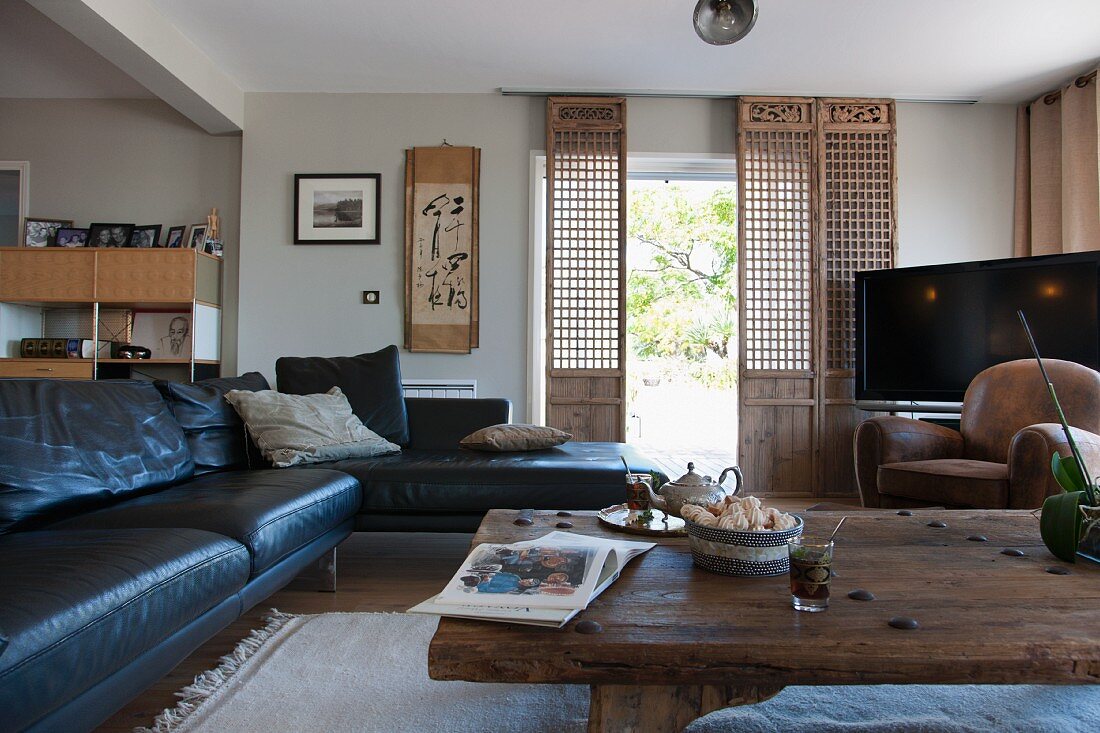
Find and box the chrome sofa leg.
[310,547,337,592]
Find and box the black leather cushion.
[50,469,361,576]
[0,528,249,732]
[0,379,194,534]
[155,372,270,475]
[276,345,409,445]
[326,442,662,514]
[404,397,512,450]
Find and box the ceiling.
[146,0,1100,103]
[4,1,1098,104]
[0,1,152,98]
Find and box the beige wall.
[0,98,242,371]
[237,94,1017,420]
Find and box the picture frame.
[54,227,89,248]
[129,225,162,249]
[23,218,73,247]
[294,173,380,245]
[186,224,208,250]
[165,225,186,248]
[88,223,135,248]
[131,311,192,360]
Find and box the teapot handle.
[718,466,743,496]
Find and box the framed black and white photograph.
[186,224,208,250]
[54,227,89,247]
[294,173,380,245]
[165,225,186,248]
[129,225,162,248]
[131,311,192,360]
[88,223,134,248]
[23,218,73,247]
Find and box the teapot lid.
[669,462,713,487]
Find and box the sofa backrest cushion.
[275,345,409,445]
[0,379,194,534]
[155,372,270,475]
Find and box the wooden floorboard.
[96,498,859,731]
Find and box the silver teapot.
[647,462,743,518]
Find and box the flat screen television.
[856,252,1100,402]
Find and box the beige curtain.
[1014,69,1099,256]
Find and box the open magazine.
[408,531,654,627]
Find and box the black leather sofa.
[0,368,662,732]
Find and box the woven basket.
[684,515,804,577]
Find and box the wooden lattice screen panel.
[738,97,897,497]
[545,97,627,441]
[818,99,897,496]
[737,98,817,495]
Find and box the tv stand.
[855,401,962,414]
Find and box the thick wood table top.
[428,509,1100,687]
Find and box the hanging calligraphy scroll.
[404,145,480,353]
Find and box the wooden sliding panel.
[545,97,627,441]
[816,99,897,496]
[737,98,817,495]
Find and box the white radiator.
[402,379,477,399]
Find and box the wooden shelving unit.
[0,247,222,381]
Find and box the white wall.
[236,94,1016,418]
[0,98,242,371]
[896,102,1017,266]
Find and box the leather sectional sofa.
[0,370,659,731]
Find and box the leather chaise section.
[0,379,194,534]
[0,529,249,732]
[49,469,361,577]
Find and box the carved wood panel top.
[825,102,890,124]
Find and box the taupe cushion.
[225,387,399,468]
[878,459,1008,509]
[459,424,571,452]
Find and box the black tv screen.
[856,252,1100,402]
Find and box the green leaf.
[1040,490,1085,562]
[1052,452,1087,493]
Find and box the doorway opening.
[625,172,738,474]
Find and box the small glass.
[627,473,653,511]
[788,537,834,612]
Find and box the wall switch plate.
[362,290,380,305]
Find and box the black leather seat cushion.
[327,442,662,513]
[276,345,409,445]
[0,379,194,534]
[0,528,249,731]
[50,469,361,576]
[155,372,270,475]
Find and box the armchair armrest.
[853,416,964,507]
[403,397,512,451]
[1008,423,1100,509]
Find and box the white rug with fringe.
[140,611,1100,733]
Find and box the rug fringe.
[135,610,298,733]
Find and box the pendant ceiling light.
[693,0,759,45]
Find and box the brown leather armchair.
[854,359,1100,509]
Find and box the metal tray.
[597,503,686,536]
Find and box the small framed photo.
[129,225,162,248]
[54,227,89,248]
[88,223,135,248]
[23,218,73,247]
[165,226,186,248]
[131,311,191,360]
[186,224,208,250]
[294,173,380,245]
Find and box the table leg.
[587,683,783,733]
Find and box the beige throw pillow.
[224,387,400,468]
[460,423,572,452]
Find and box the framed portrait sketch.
[294,173,380,244]
[165,226,186,248]
[186,224,208,250]
[131,311,191,360]
[88,223,135,248]
[23,218,73,247]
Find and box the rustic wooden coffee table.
[428,509,1100,732]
